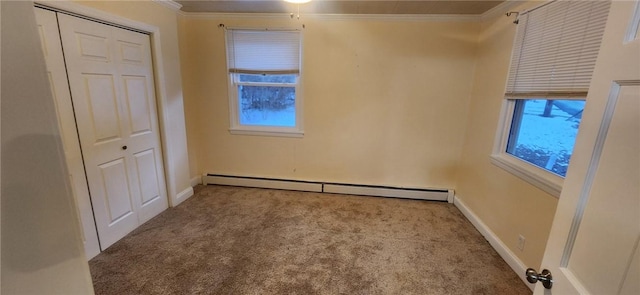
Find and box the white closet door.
[57,13,168,249]
[34,8,101,259]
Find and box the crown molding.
[184,12,292,20]
[310,13,480,22]
[152,0,183,12]
[183,12,481,22]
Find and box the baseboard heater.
[203,174,451,202]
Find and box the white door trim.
[34,1,182,207]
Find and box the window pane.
[238,74,297,83]
[238,85,296,127]
[506,99,586,177]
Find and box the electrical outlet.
[517,235,526,251]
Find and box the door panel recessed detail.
[83,74,122,143]
[133,149,161,206]
[119,40,144,64]
[76,32,110,61]
[98,158,134,225]
[123,75,152,136]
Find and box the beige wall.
[178,2,563,272]
[178,14,201,182]
[71,0,193,202]
[455,2,558,269]
[1,1,94,293]
[180,16,479,189]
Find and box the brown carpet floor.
[89,185,532,294]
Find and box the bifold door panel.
[35,8,168,255]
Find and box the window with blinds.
[225,29,303,136]
[506,1,611,98]
[492,0,611,196]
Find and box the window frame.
[491,97,586,197]
[225,29,304,138]
[228,73,303,137]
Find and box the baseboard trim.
[203,174,449,201]
[453,195,534,291]
[190,175,202,187]
[174,186,194,206]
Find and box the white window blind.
[506,1,611,97]
[226,29,301,75]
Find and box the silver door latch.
[526,268,553,289]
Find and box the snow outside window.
[506,99,585,178]
[237,74,297,127]
[225,29,303,137]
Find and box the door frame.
[34,1,178,255]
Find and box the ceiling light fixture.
[284,0,312,4]
[285,0,311,20]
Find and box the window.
[506,99,585,177]
[492,1,610,196]
[225,29,303,137]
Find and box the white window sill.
[229,127,304,138]
[490,153,563,198]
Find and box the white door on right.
[534,1,640,294]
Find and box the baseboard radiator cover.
[203,174,449,201]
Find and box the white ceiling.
[175,0,506,15]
